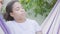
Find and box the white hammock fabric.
[41,0,60,34]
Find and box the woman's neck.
[15,18,26,23]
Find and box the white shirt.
[6,18,41,34]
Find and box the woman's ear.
[10,12,14,17]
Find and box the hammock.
[0,17,11,34]
[41,0,60,34]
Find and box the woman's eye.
[14,6,24,11]
[15,8,20,11]
[15,9,19,11]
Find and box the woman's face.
[10,2,26,20]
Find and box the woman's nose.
[20,9,25,12]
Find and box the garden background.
[2,0,57,25]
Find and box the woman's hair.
[4,1,19,21]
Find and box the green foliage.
[19,0,57,17]
[1,0,57,24]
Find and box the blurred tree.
[19,0,57,17]
[18,0,57,24]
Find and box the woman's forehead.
[13,2,22,8]
[13,2,21,6]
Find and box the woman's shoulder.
[6,20,14,23]
[5,20,14,25]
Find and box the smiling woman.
[3,0,42,34]
[0,0,57,34]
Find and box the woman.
[4,0,42,34]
